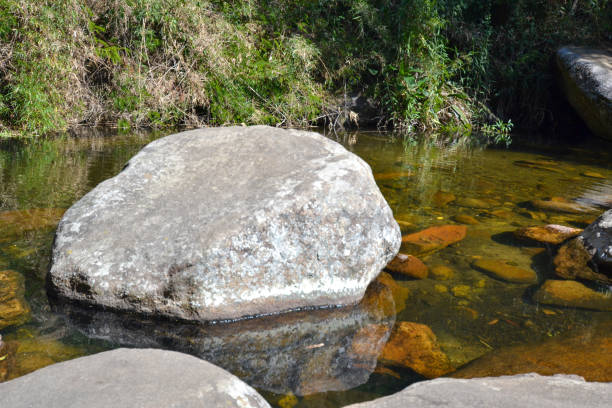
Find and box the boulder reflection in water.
[51,278,396,396]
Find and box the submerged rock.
[452,214,479,225]
[0,270,30,330]
[472,259,537,284]
[436,333,488,369]
[276,393,298,408]
[0,348,272,408]
[530,199,592,214]
[514,224,582,245]
[489,209,514,219]
[0,326,91,383]
[432,191,456,207]
[452,322,612,382]
[533,280,612,311]
[48,126,400,322]
[554,210,612,284]
[13,338,85,380]
[0,208,65,238]
[455,197,493,209]
[582,171,606,179]
[385,254,428,279]
[369,272,410,315]
[401,225,467,256]
[451,285,472,299]
[556,46,612,141]
[379,321,454,379]
[429,265,454,280]
[52,277,396,396]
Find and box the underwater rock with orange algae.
[0,208,65,238]
[0,270,30,330]
[472,259,538,284]
[530,199,592,214]
[378,321,454,379]
[386,254,428,279]
[452,323,612,382]
[514,224,582,245]
[369,272,411,315]
[452,214,479,225]
[533,280,612,311]
[0,332,86,383]
[401,225,467,256]
[432,191,456,207]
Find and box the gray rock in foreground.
[48,126,400,321]
[556,46,612,140]
[0,348,271,408]
[344,374,612,408]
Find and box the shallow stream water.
[0,130,611,407]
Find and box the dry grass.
[0,0,327,136]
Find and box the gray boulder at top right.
[556,46,612,140]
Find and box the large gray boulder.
[48,126,400,321]
[344,374,612,408]
[0,348,271,408]
[556,46,612,140]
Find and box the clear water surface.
[0,129,610,407]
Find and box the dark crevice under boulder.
[47,126,400,322]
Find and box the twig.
[246,85,288,124]
[477,335,494,350]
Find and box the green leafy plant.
[481,119,514,147]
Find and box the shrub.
[0,0,608,138]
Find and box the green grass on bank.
[0,1,609,140]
